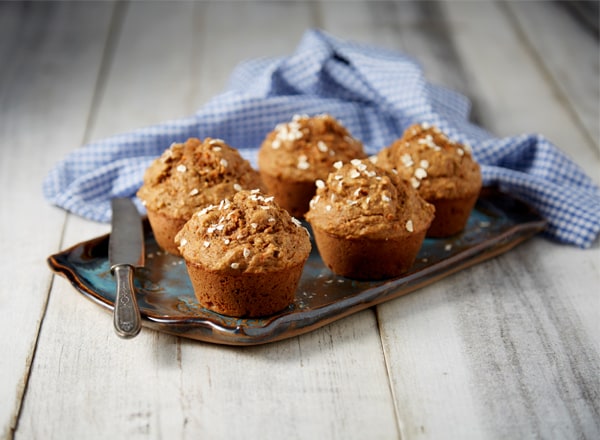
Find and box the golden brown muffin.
[376,123,481,237]
[137,138,265,255]
[305,159,434,280]
[175,190,311,317]
[257,114,366,218]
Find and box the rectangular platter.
[47,187,546,345]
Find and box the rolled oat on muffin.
[376,123,481,237]
[137,137,265,255]
[175,190,311,317]
[306,158,434,280]
[258,114,366,218]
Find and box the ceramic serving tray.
[48,188,545,345]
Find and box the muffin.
[305,159,435,280]
[258,114,366,218]
[174,190,311,317]
[376,123,482,237]
[137,137,265,255]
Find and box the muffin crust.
[138,137,264,219]
[306,159,434,240]
[258,114,366,217]
[176,190,310,272]
[376,123,481,200]
[306,159,434,280]
[175,190,311,317]
[376,123,482,236]
[136,137,264,254]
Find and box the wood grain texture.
[0,2,115,438]
[505,1,599,153]
[376,2,600,438]
[191,1,315,105]
[87,1,198,137]
[3,1,599,439]
[324,1,599,437]
[441,1,598,181]
[449,241,600,438]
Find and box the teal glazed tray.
[48,188,546,345]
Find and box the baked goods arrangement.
[375,123,482,237]
[137,137,265,255]
[257,114,367,218]
[137,117,482,317]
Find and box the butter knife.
[109,198,144,338]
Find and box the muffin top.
[175,190,311,273]
[375,123,481,200]
[305,159,435,240]
[137,138,264,218]
[257,114,366,182]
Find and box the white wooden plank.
[439,1,600,254]
[319,1,475,97]
[318,1,403,50]
[378,279,489,439]
[378,238,600,439]
[324,1,600,438]
[87,1,200,138]
[505,1,599,152]
[377,1,600,438]
[18,2,399,439]
[192,0,316,104]
[442,1,599,182]
[0,2,115,438]
[15,0,200,437]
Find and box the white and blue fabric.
[43,29,600,248]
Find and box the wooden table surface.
[1,1,599,439]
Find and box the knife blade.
[109,198,144,338]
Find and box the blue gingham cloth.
[43,29,600,248]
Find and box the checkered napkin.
[43,29,600,248]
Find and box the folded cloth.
[43,29,600,248]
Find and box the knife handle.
[112,264,142,338]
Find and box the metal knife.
[109,198,144,338]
